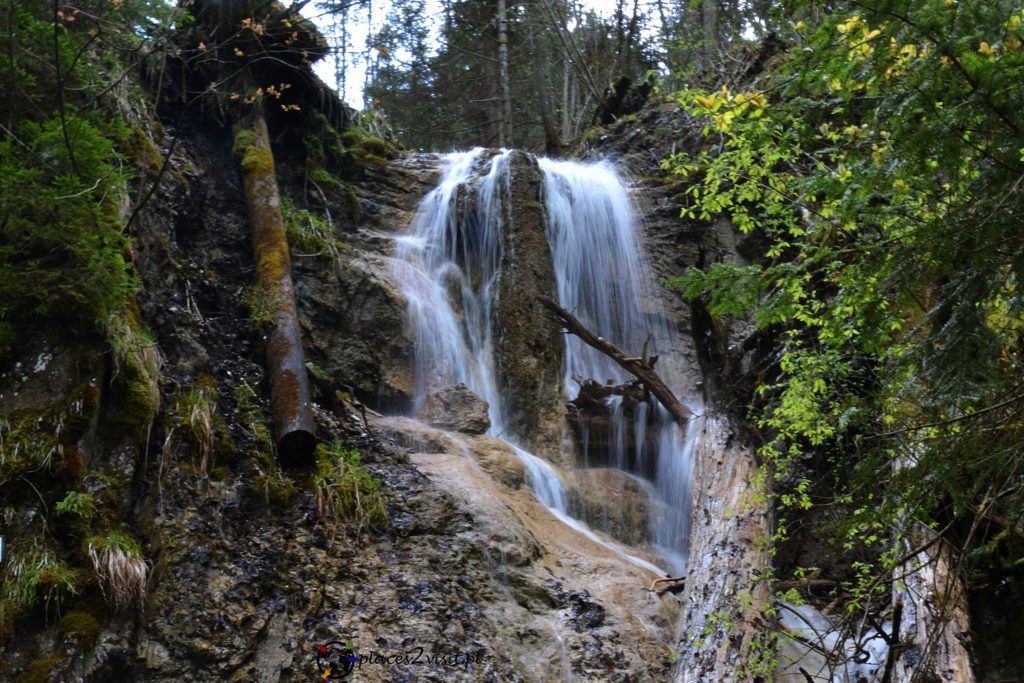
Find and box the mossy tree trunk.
[233,104,315,466]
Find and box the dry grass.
[87,531,147,612]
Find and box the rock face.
[567,468,654,547]
[296,155,442,412]
[492,151,567,463]
[298,250,414,411]
[416,383,491,434]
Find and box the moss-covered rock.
[58,610,101,649]
[492,151,566,463]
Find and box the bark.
[496,0,512,147]
[526,4,561,154]
[234,106,316,467]
[561,53,571,140]
[701,0,718,72]
[539,297,693,425]
[671,414,773,682]
[891,525,975,683]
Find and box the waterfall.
[539,158,695,572]
[392,148,697,574]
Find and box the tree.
[664,1,1024,679]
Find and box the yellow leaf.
[793,21,807,31]
[893,179,906,189]
[1008,15,1021,31]
[1008,37,1022,53]
[979,41,997,56]
[837,16,861,34]
[830,78,843,91]
[864,29,881,41]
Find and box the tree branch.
[539,296,693,425]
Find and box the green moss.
[241,145,275,177]
[15,655,63,683]
[348,148,388,168]
[59,610,101,648]
[231,127,258,159]
[124,123,163,178]
[105,309,161,440]
[342,185,361,224]
[241,281,278,330]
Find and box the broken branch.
[539,296,692,424]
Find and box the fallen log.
[234,105,316,467]
[539,297,692,425]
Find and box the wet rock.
[416,383,490,434]
[493,151,567,464]
[567,469,654,547]
[297,251,414,412]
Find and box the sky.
[302,0,621,110]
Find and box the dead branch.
[649,576,686,593]
[539,297,693,425]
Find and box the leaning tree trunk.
[233,105,316,467]
[671,413,773,682]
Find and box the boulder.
[416,383,491,434]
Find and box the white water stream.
[392,148,698,575]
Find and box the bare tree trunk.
[527,4,561,153]
[671,414,773,682]
[496,0,512,147]
[615,0,641,76]
[561,52,572,140]
[233,105,316,467]
[701,0,718,73]
[891,525,975,682]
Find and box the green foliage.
[281,199,349,258]
[1,546,82,631]
[164,378,218,471]
[312,441,387,529]
[0,115,135,355]
[55,492,97,522]
[664,0,1024,618]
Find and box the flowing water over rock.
[391,148,699,575]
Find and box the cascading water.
[392,148,698,574]
[540,158,696,572]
